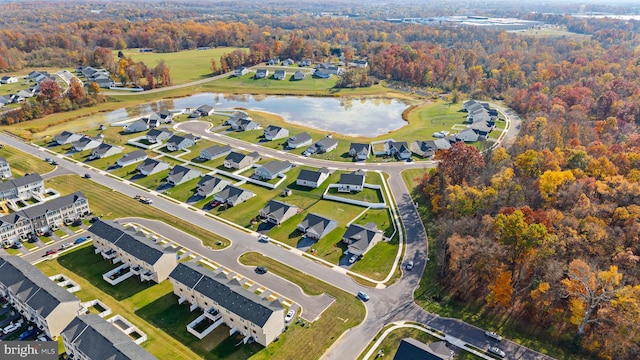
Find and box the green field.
[0,145,55,176]
[114,48,244,85]
[512,27,590,39]
[209,73,338,94]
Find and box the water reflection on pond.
[100,93,411,137]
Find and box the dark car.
[357,291,370,301]
[74,236,89,244]
[256,266,268,274]
[18,328,37,340]
[83,173,92,179]
[51,160,59,165]
[89,216,100,223]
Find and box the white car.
[3,321,23,335]
[284,310,295,322]
[488,346,506,358]
[258,234,270,243]
[349,255,358,264]
[485,330,502,341]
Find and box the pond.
[98,93,412,137]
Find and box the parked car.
[2,320,23,335]
[83,173,92,179]
[18,328,37,340]
[89,216,100,223]
[74,237,88,244]
[406,260,414,271]
[284,310,295,322]
[488,346,506,358]
[357,291,370,301]
[45,249,58,256]
[13,242,23,249]
[258,234,270,243]
[349,255,358,264]
[51,160,59,165]
[485,331,502,341]
[36,335,48,341]
[60,243,73,250]
[44,157,51,163]
[256,266,268,274]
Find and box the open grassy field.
[512,27,590,39]
[0,145,55,176]
[36,245,260,360]
[210,73,338,94]
[45,175,229,249]
[400,102,468,140]
[239,252,366,360]
[114,48,244,85]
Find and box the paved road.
[0,110,554,359]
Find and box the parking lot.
[0,297,50,341]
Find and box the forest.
[0,1,639,359]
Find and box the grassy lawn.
[305,200,364,227]
[114,48,244,85]
[209,73,338,95]
[401,101,468,141]
[165,177,201,202]
[239,252,366,360]
[134,170,170,190]
[352,208,394,237]
[358,326,457,360]
[512,27,590,39]
[0,78,35,95]
[326,187,384,204]
[45,175,229,249]
[0,145,55,176]
[401,169,429,199]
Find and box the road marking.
[237,146,246,150]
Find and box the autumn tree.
[561,259,624,335]
[436,142,485,186]
[66,77,85,103]
[37,79,61,102]
[487,270,513,308]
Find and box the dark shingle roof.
[298,213,337,235]
[88,220,172,265]
[260,200,298,222]
[201,145,231,157]
[339,173,365,186]
[136,158,167,173]
[0,255,79,317]
[119,150,147,162]
[62,314,156,360]
[146,128,172,137]
[169,263,283,327]
[297,169,324,182]
[393,338,442,360]
[259,160,291,175]
[0,172,43,193]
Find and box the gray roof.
[470,121,493,133]
[167,165,200,183]
[88,220,173,265]
[298,213,337,235]
[274,70,286,76]
[146,128,172,137]
[0,255,79,318]
[197,175,229,194]
[343,223,382,252]
[259,160,291,175]
[455,128,479,142]
[118,150,147,162]
[136,158,168,173]
[264,125,285,137]
[410,140,451,157]
[260,200,298,222]
[0,156,6,164]
[237,119,258,131]
[55,131,80,143]
[297,167,330,182]
[167,134,194,147]
[0,192,86,225]
[339,172,365,186]
[288,132,312,146]
[92,143,118,156]
[388,141,410,153]
[224,151,260,166]
[62,314,156,360]
[216,185,253,203]
[73,136,100,148]
[169,262,283,327]
[316,138,338,149]
[0,172,42,193]
[349,143,370,153]
[201,144,231,157]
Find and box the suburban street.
[0,104,552,360]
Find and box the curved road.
[0,106,550,359]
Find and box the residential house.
[409,139,451,158]
[91,77,115,89]
[90,143,122,160]
[0,173,44,201]
[145,128,173,144]
[315,63,344,75]
[231,119,260,132]
[89,220,178,283]
[196,175,230,197]
[255,69,269,79]
[225,111,252,126]
[267,58,280,65]
[62,315,156,360]
[0,95,12,106]
[116,150,148,167]
[313,69,332,79]
[72,136,102,152]
[213,185,254,207]
[166,165,201,186]
[348,143,371,161]
[223,151,261,169]
[157,110,174,123]
[166,134,196,151]
[168,262,285,347]
[136,158,170,176]
[337,170,366,193]
[293,71,307,80]
[296,213,338,240]
[273,70,286,80]
[199,144,232,161]
[282,58,295,66]
[296,168,330,188]
[254,160,292,180]
[17,90,34,99]
[387,141,412,160]
[124,119,150,133]
[0,255,83,338]
[305,137,338,155]
[0,76,18,84]
[351,60,368,68]
[263,125,289,141]
[299,60,312,67]
[194,104,215,117]
[470,120,494,140]
[0,192,89,247]
[259,200,299,225]
[234,66,249,77]
[342,223,384,257]
[455,128,479,142]
[462,100,478,112]
[287,132,313,149]
[54,131,83,145]
[0,157,11,179]
[394,338,454,360]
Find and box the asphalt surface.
[0,103,554,359]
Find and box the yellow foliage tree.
[538,170,575,202]
[487,270,513,308]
